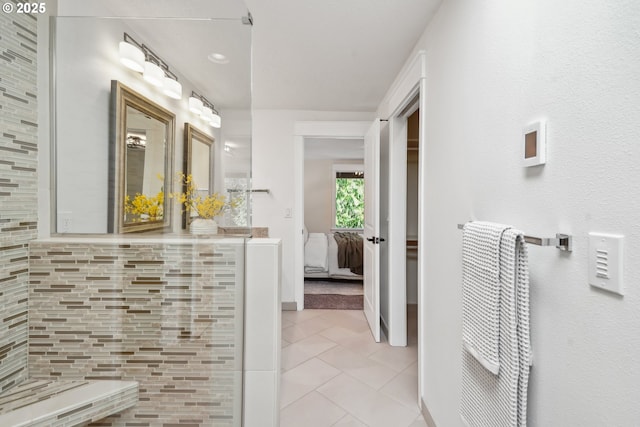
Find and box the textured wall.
[0,11,38,392]
[383,0,640,425]
[29,239,245,426]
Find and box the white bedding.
[304,233,328,271]
[304,232,362,279]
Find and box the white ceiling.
[245,0,442,110]
[58,0,442,111]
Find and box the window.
[333,165,364,230]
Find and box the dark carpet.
[304,293,363,310]
[304,280,364,310]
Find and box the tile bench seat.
[0,379,138,426]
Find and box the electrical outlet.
[284,208,292,218]
[58,211,72,233]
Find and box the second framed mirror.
[182,123,215,229]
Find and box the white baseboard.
[281,301,297,311]
[380,315,389,340]
[420,397,437,427]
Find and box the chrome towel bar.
[457,223,572,252]
[227,189,270,194]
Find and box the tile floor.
[280,307,425,427]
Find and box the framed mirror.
[108,80,175,233]
[182,123,214,229]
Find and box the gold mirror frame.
[182,123,214,229]
[108,80,175,233]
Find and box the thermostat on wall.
[522,120,546,167]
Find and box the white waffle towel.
[461,227,532,427]
[461,221,510,374]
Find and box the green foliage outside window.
[335,177,364,228]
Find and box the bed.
[304,231,364,280]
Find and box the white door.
[363,119,381,342]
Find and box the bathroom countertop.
[34,234,247,245]
[37,226,269,244]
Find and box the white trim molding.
[420,397,437,427]
[377,50,427,119]
[375,50,428,400]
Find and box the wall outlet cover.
[588,232,624,296]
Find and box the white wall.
[304,159,364,233]
[386,0,640,425]
[252,110,373,304]
[303,159,333,233]
[219,108,252,179]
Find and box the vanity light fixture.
[190,91,222,128]
[163,75,182,100]
[201,106,215,122]
[118,33,183,99]
[126,134,147,149]
[188,95,204,114]
[143,59,164,87]
[210,110,221,128]
[119,33,145,72]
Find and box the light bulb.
[119,41,144,72]
[163,77,182,100]
[189,96,203,114]
[210,112,221,128]
[143,61,164,87]
[201,106,214,122]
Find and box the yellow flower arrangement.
[124,190,164,222]
[172,173,231,219]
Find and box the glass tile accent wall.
[28,238,245,426]
[0,11,38,393]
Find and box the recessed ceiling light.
[208,52,229,64]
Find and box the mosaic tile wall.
[29,239,245,426]
[0,10,39,393]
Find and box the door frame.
[293,121,372,311]
[379,51,427,394]
[363,119,381,342]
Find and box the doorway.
[406,109,419,347]
[292,121,372,312]
[302,137,365,310]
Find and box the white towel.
[304,233,328,270]
[461,221,510,374]
[461,228,532,427]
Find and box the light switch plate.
[588,232,624,296]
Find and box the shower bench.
[0,379,138,426]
